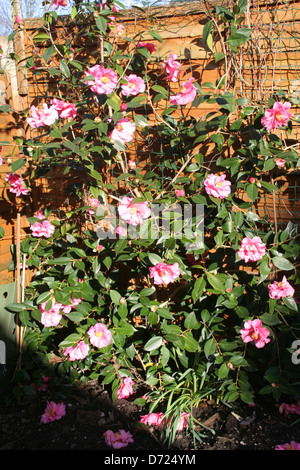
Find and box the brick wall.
[0,0,299,284]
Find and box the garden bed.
[0,379,300,451]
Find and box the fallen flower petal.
[40,401,66,424]
[103,429,134,449]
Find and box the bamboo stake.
[15,213,21,354]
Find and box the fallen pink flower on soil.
[40,401,66,424]
[103,429,134,449]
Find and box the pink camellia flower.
[35,210,45,220]
[87,197,100,215]
[268,276,295,299]
[31,375,49,392]
[204,173,231,199]
[30,219,55,238]
[140,412,190,431]
[120,102,127,112]
[85,64,118,95]
[170,77,197,106]
[279,402,300,416]
[39,299,63,327]
[63,340,89,361]
[116,24,125,36]
[40,401,66,424]
[118,196,151,226]
[121,74,145,96]
[5,173,30,196]
[175,189,185,197]
[62,296,82,313]
[128,160,136,169]
[15,15,24,25]
[103,429,134,449]
[163,53,181,82]
[109,118,136,144]
[26,104,58,128]
[51,0,67,10]
[275,441,300,450]
[237,236,266,263]
[117,377,134,399]
[116,226,127,236]
[261,101,293,130]
[275,158,286,167]
[137,42,156,53]
[140,412,165,427]
[149,262,181,285]
[50,98,77,120]
[240,319,271,349]
[175,412,190,431]
[87,323,112,348]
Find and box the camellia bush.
[2,0,300,445]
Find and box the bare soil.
[0,379,300,452]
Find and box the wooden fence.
[0,0,299,284]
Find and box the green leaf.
[272,256,294,271]
[11,158,26,173]
[59,59,70,78]
[206,272,225,293]
[96,15,107,33]
[5,301,34,313]
[192,277,206,302]
[226,28,252,47]
[148,253,163,265]
[183,331,199,352]
[152,84,168,96]
[148,30,163,43]
[246,183,258,201]
[47,257,72,265]
[203,20,213,51]
[214,52,225,62]
[59,333,82,348]
[283,296,298,312]
[37,291,52,304]
[33,33,51,42]
[204,338,216,358]
[65,311,84,322]
[110,289,122,305]
[184,312,198,330]
[218,362,230,379]
[260,181,279,192]
[144,336,163,351]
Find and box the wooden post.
[10,0,29,103]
